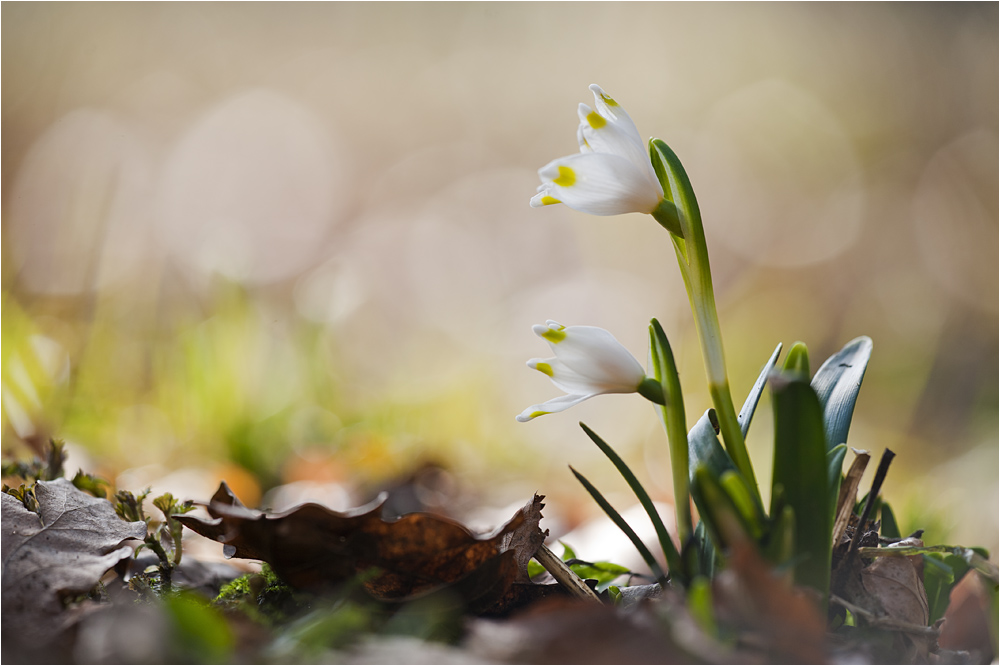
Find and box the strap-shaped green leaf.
[687,409,733,478]
[811,336,873,452]
[692,521,716,579]
[579,423,685,582]
[737,343,783,438]
[569,466,667,584]
[770,374,831,600]
[691,466,751,551]
[827,444,848,518]
[880,501,900,539]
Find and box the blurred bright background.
[2,4,996,559]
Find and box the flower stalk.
[649,139,761,508]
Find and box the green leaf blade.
[738,343,783,438]
[569,466,667,584]
[811,336,873,452]
[770,374,831,600]
[579,423,684,582]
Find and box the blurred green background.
[2,3,996,552]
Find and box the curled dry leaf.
[939,571,996,661]
[861,537,929,628]
[177,483,554,614]
[834,537,935,662]
[1,479,147,661]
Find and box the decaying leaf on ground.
[712,539,829,663]
[177,482,561,614]
[939,571,998,663]
[1,478,147,662]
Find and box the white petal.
[536,152,662,216]
[528,356,627,395]
[589,84,641,141]
[550,326,645,390]
[576,123,593,153]
[578,93,662,198]
[578,122,660,199]
[577,112,646,165]
[515,393,596,422]
[532,321,564,337]
[529,188,561,208]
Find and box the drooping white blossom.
[530,85,664,216]
[516,320,649,422]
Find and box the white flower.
[517,320,660,422]
[530,85,664,216]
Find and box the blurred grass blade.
[579,423,684,581]
[810,336,873,452]
[692,466,751,551]
[737,343,782,438]
[770,373,830,599]
[692,521,717,579]
[687,576,718,637]
[719,470,764,539]
[923,555,957,623]
[648,318,693,542]
[880,501,901,539]
[923,552,969,623]
[765,504,796,573]
[569,466,667,584]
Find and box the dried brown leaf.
[939,572,995,662]
[177,484,549,613]
[861,544,929,628]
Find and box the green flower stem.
[650,139,761,508]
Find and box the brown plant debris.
[177,483,558,614]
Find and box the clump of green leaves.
[527,542,637,592]
[114,488,194,593]
[1,437,67,482]
[4,482,39,512]
[2,438,110,500]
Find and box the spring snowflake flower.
[530,85,665,216]
[517,320,662,422]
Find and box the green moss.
[214,564,300,625]
[215,573,253,603]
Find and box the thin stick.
[533,543,601,603]
[849,449,895,555]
